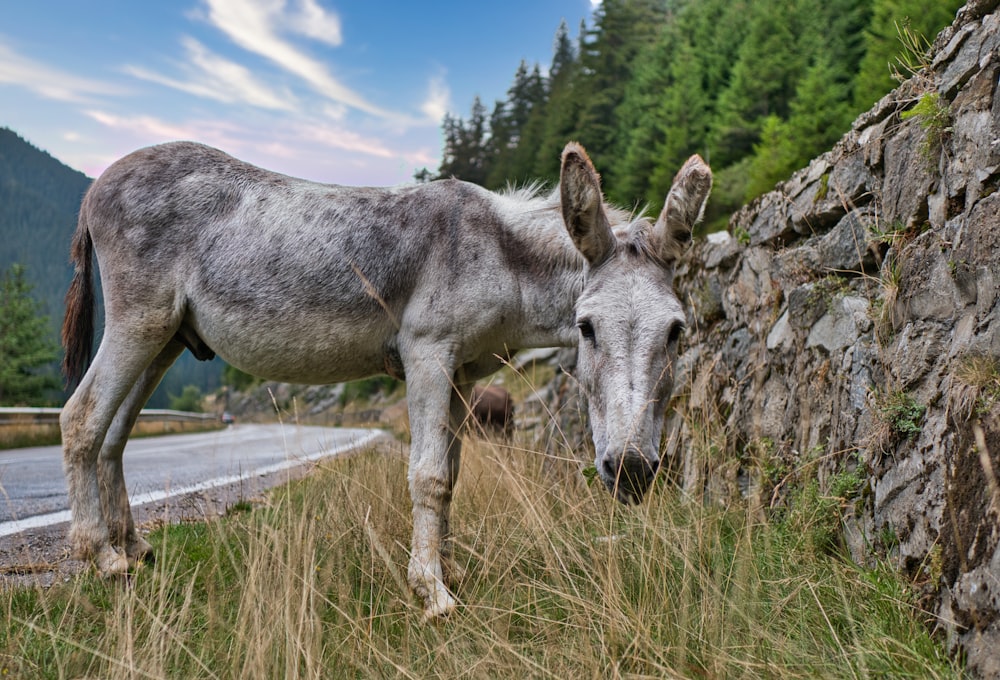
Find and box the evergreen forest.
[433,0,964,229]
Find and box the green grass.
[2,439,960,679]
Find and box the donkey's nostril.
[602,457,618,480]
[600,450,657,500]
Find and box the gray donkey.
[61,141,711,619]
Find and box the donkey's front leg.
[439,382,474,587]
[404,354,462,620]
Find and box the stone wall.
[659,1,1000,673]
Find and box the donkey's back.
[70,142,527,386]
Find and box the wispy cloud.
[124,37,296,111]
[282,0,343,45]
[293,122,396,158]
[420,75,451,123]
[85,110,234,143]
[0,40,125,103]
[197,0,394,119]
[84,108,410,164]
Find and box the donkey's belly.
[193,313,395,385]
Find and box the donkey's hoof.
[95,545,129,576]
[126,536,155,566]
[421,590,457,623]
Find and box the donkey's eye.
[577,319,596,343]
[667,321,685,346]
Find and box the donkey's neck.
[490,188,587,350]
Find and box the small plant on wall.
[901,92,952,168]
[953,353,1000,419]
[867,388,926,462]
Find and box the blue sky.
[1,0,597,185]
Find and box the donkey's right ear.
[652,154,712,263]
[560,142,615,265]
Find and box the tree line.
[432,0,963,229]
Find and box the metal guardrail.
[0,407,217,425]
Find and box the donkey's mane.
[495,181,640,226]
[488,181,654,275]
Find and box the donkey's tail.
[62,217,96,387]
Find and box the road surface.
[0,423,384,538]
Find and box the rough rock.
[675,4,1000,673]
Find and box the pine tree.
[571,0,670,186]
[532,21,583,183]
[0,263,59,405]
[610,19,680,206]
[504,75,550,186]
[486,61,548,188]
[744,54,854,200]
[784,54,854,166]
[710,0,808,167]
[437,97,490,185]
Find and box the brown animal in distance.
[470,385,514,435]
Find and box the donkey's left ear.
[560,142,615,265]
[652,154,712,263]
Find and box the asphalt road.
[0,423,383,538]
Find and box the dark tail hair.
[62,219,95,387]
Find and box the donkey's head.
[560,142,712,504]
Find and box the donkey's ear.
[652,154,712,263]
[560,142,615,265]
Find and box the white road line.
[0,429,383,538]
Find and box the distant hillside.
[0,128,222,407]
[0,128,90,327]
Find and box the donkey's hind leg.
[98,340,185,566]
[61,336,172,576]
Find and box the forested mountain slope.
[436,0,964,228]
[0,128,90,328]
[0,129,222,407]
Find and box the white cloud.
[86,108,405,164]
[74,106,441,186]
[0,41,125,103]
[199,0,393,118]
[285,0,342,45]
[124,37,296,111]
[86,110,212,141]
[295,123,395,158]
[321,102,348,121]
[420,75,450,124]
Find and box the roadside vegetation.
[2,397,961,678]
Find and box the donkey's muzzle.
[601,447,659,505]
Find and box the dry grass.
[0,422,62,449]
[952,353,1000,420]
[0,419,222,450]
[1,420,961,679]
